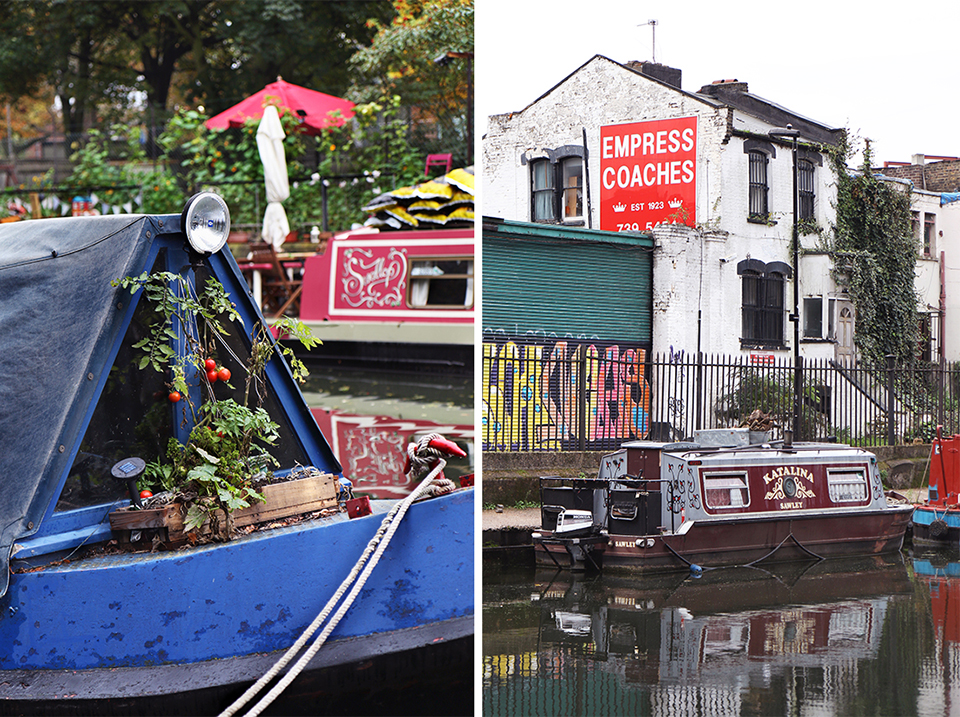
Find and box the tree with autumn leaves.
[0,1,394,141]
[349,0,474,167]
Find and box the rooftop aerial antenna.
[640,19,658,63]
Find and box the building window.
[407,259,474,309]
[798,159,815,220]
[924,212,936,256]
[803,296,823,338]
[748,151,769,220]
[739,259,790,348]
[561,157,583,220]
[531,159,556,222]
[529,150,583,224]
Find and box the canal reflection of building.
[485,555,914,714]
[311,408,473,498]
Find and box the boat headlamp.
[181,192,231,254]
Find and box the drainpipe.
[582,127,592,228]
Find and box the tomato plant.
[115,270,320,542]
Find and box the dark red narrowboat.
[533,430,914,573]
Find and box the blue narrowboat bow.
[0,197,473,715]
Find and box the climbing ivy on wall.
[830,137,920,366]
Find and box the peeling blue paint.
[1,489,473,671]
[160,610,185,627]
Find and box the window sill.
[530,218,585,227]
[747,215,776,226]
[740,340,787,350]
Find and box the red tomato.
[217,367,231,382]
[139,490,153,499]
[207,369,219,382]
[204,358,217,371]
[168,391,181,403]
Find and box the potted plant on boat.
[108,269,333,545]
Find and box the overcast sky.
[476,0,960,166]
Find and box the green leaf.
[185,503,209,532]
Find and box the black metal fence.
[481,343,960,452]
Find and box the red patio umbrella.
[205,77,354,136]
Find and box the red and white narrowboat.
[299,228,473,348]
[912,427,960,545]
[533,429,914,573]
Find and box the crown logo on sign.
[612,202,626,213]
[669,198,683,208]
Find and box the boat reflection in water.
[303,371,473,499]
[912,548,960,714]
[483,553,947,716]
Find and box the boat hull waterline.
[536,506,913,572]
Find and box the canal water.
[299,367,474,497]
[483,548,960,717]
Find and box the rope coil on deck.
[219,437,451,717]
[408,432,456,499]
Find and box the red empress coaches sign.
[600,116,697,232]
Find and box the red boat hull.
[535,506,913,572]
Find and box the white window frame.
[827,468,869,503]
[703,472,751,511]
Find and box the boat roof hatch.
[0,209,341,598]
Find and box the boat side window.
[58,261,311,512]
[59,257,172,511]
[407,258,474,309]
[827,469,868,502]
[703,473,750,510]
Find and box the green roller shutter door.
[482,228,653,344]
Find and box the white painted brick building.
[483,55,847,361]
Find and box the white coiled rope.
[218,434,450,717]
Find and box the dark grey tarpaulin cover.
[0,214,155,598]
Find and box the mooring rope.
[219,436,449,717]
[662,530,823,573]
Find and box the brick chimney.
[626,60,682,90]
[698,78,749,96]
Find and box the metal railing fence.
[481,343,960,452]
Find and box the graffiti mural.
[482,339,651,451]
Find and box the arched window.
[739,259,791,348]
[528,146,583,224]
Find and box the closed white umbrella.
[256,104,290,248]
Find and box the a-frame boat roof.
[0,213,340,597]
